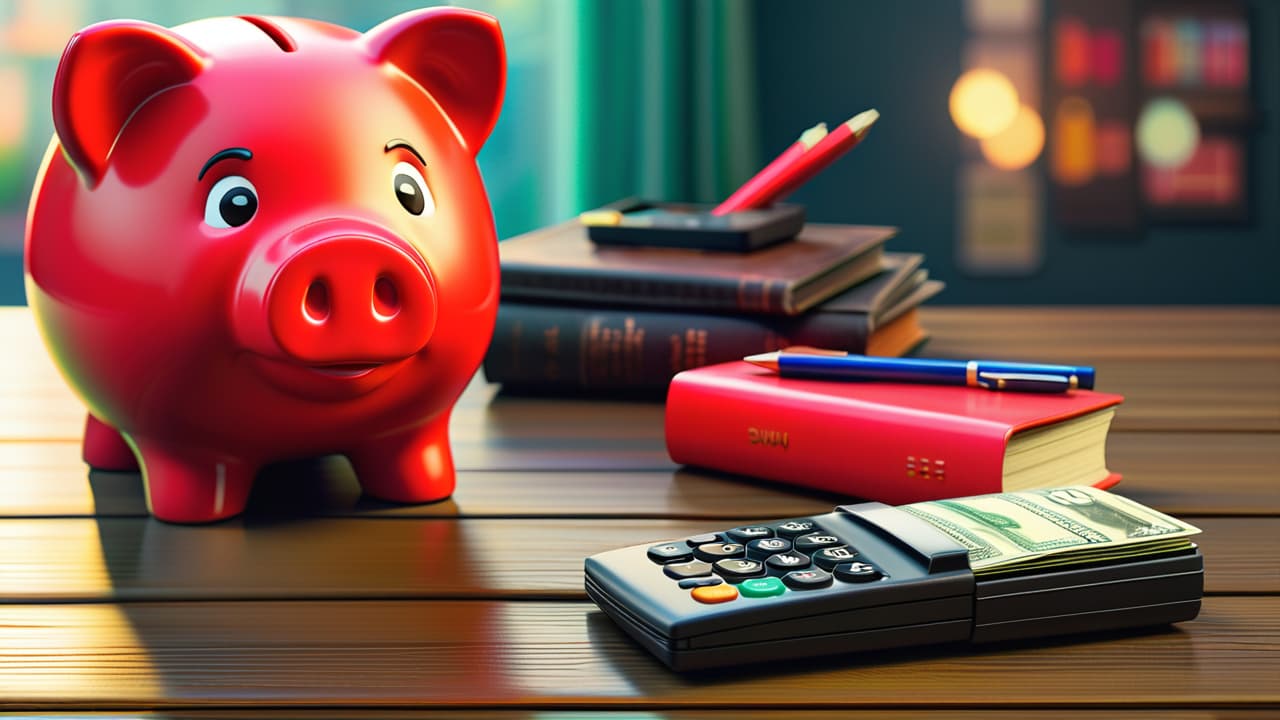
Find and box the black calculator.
[585,501,1203,671]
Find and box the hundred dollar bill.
[900,486,1200,576]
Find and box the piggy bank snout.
[237,229,438,365]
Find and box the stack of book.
[482,218,944,393]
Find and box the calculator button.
[812,545,859,570]
[726,525,774,543]
[775,520,818,539]
[685,533,722,547]
[793,533,843,553]
[713,558,766,581]
[746,537,792,559]
[693,543,746,563]
[834,562,884,583]
[765,551,812,573]
[782,568,833,590]
[678,576,723,589]
[664,560,713,580]
[647,543,694,564]
[691,584,739,604]
[739,576,786,598]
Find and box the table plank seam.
[0,589,1270,607]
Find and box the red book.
[665,360,1124,505]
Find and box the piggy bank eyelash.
[198,147,253,181]
[384,138,426,167]
[391,161,434,217]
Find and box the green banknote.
[900,486,1201,576]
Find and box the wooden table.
[0,306,1277,716]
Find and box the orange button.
[691,584,739,604]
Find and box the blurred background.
[0,0,1274,304]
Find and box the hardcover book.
[665,360,1125,505]
[483,254,941,391]
[498,219,893,315]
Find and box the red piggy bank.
[24,9,505,523]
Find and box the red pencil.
[712,109,879,215]
[710,122,828,216]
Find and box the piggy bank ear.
[363,8,506,155]
[52,21,207,187]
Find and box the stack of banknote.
[900,486,1201,577]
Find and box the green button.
[739,576,786,598]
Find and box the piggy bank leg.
[132,441,257,523]
[349,417,455,504]
[83,414,140,471]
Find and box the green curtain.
[560,0,760,211]
[470,0,760,237]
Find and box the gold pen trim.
[966,361,979,388]
[578,210,622,226]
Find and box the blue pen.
[744,348,1095,393]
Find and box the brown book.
[499,220,893,315]
[483,253,942,392]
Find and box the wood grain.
[0,597,1274,708]
[3,432,1277,519]
[11,357,1275,439]
[0,516,1270,602]
[0,306,1275,712]
[7,707,1269,712]
[3,308,1278,443]
[920,306,1280,360]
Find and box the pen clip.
[977,372,1073,393]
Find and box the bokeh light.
[1095,121,1132,175]
[1136,97,1200,169]
[0,0,84,55]
[0,67,27,149]
[1091,29,1123,86]
[980,104,1045,170]
[1051,96,1096,186]
[1054,19,1090,86]
[949,68,1020,139]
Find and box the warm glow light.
[0,515,161,700]
[980,104,1045,170]
[0,604,163,700]
[966,0,1041,33]
[1055,18,1091,86]
[1143,137,1240,206]
[1051,96,1097,186]
[1136,97,1200,169]
[950,69,1020,139]
[0,0,84,55]
[0,67,26,148]
[1096,121,1132,175]
[0,443,99,515]
[1091,29,1123,86]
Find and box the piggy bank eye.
[392,161,434,217]
[204,175,258,229]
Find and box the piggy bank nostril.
[303,280,331,324]
[372,275,401,320]
[261,233,437,363]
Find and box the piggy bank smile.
[25,9,506,523]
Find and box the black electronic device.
[585,500,1203,671]
[580,197,804,252]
